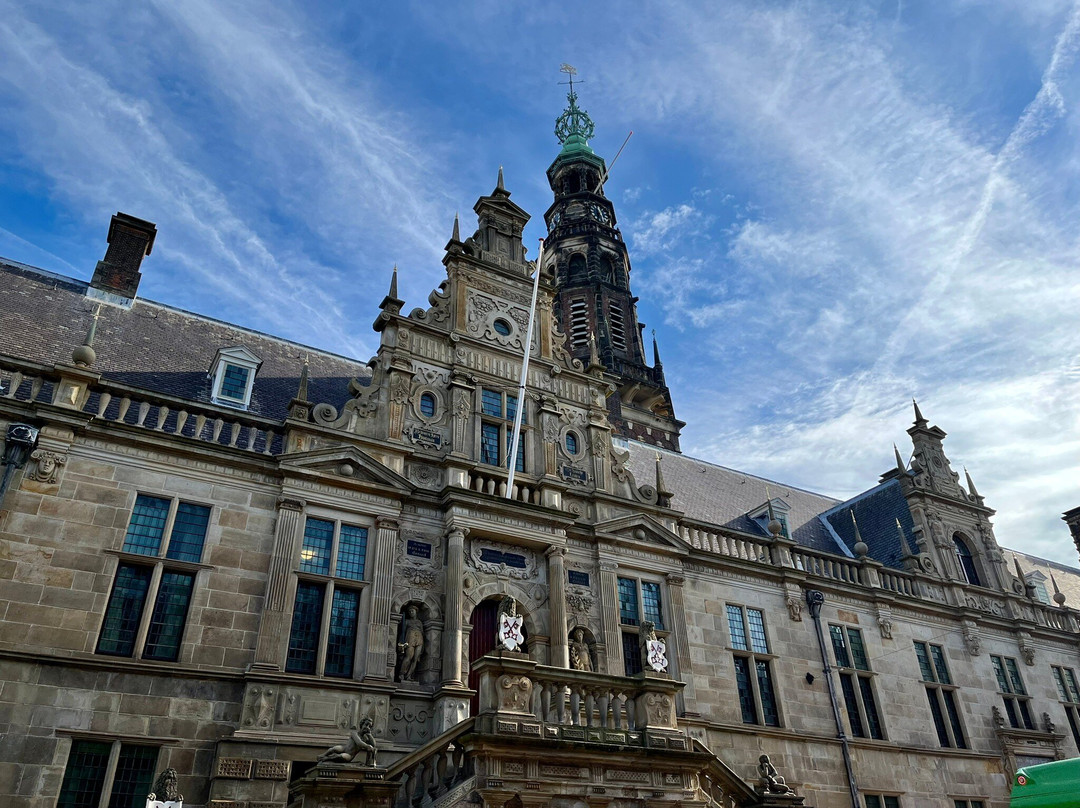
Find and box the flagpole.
[505,238,544,498]
[594,130,633,194]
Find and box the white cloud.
[630,203,710,256]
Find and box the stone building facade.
[1,92,1079,808]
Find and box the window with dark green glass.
[286,581,325,674]
[617,576,668,676]
[1052,665,1080,750]
[142,572,195,661]
[914,640,966,748]
[478,388,526,471]
[325,589,361,677]
[618,577,640,626]
[991,654,1033,730]
[288,515,370,676]
[96,564,152,656]
[121,495,170,556]
[121,494,209,561]
[58,740,158,808]
[865,796,900,808]
[727,604,780,727]
[218,363,251,402]
[830,625,884,740]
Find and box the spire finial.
[896,518,914,558]
[586,332,604,374]
[964,466,980,500]
[389,264,399,299]
[555,64,596,147]
[296,354,310,403]
[655,451,672,505]
[894,443,906,473]
[851,512,868,558]
[652,329,662,367]
[1051,572,1067,605]
[72,304,102,367]
[1013,555,1032,597]
[912,398,927,426]
[497,166,505,191]
[452,212,460,242]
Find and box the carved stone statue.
[992,705,1006,729]
[569,627,592,672]
[757,754,795,795]
[1043,711,1057,733]
[396,605,424,682]
[148,767,182,804]
[317,717,378,767]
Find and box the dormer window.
[210,346,261,410]
[749,498,790,539]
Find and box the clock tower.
[543,79,683,451]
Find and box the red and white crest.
[646,638,668,672]
[498,614,525,651]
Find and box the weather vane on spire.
[555,64,595,145]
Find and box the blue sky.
[1,1,1079,564]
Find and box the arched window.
[568,254,587,281]
[565,433,579,455]
[954,535,982,587]
[419,392,436,418]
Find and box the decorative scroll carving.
[408,280,450,325]
[468,538,537,579]
[496,674,533,712]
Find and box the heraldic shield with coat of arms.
[496,596,525,652]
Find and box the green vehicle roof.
[1011,757,1080,808]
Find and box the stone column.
[442,527,468,685]
[547,546,569,668]
[253,497,305,670]
[598,560,623,676]
[364,517,400,679]
[665,573,696,714]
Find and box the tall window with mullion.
[98,493,210,662]
[58,739,159,808]
[864,796,900,808]
[287,515,370,676]
[830,625,885,740]
[478,387,526,472]
[914,640,966,748]
[1052,665,1080,751]
[617,576,665,675]
[727,604,780,727]
[991,655,1034,730]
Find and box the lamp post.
[806,588,860,808]
[0,423,39,506]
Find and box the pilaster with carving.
[598,560,623,676]
[442,527,468,684]
[448,373,475,462]
[253,497,305,669]
[547,546,569,668]
[665,573,696,714]
[365,516,400,679]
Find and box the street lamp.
[0,423,40,505]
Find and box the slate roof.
[820,479,918,569]
[625,442,848,555]
[0,259,370,421]
[1011,550,1080,609]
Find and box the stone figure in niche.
[569,627,593,672]
[756,754,794,795]
[147,767,182,806]
[496,596,525,652]
[317,717,378,767]
[396,605,424,682]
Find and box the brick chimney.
[89,212,157,299]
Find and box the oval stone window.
[566,432,579,455]
[493,319,512,336]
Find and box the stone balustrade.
[464,467,541,504]
[1,357,283,456]
[385,721,474,808]
[471,651,686,748]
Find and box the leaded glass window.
[218,363,250,402]
[58,740,111,808]
[108,745,158,808]
[419,392,437,417]
[727,605,779,727]
[831,625,884,739]
[58,740,158,808]
[165,502,211,562]
[478,388,527,471]
[914,640,966,748]
[300,518,334,574]
[96,564,152,656]
[617,576,667,676]
[286,582,325,674]
[618,577,640,626]
[122,495,170,556]
[142,571,195,662]
[325,589,361,678]
[991,655,1033,729]
[1052,665,1080,751]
